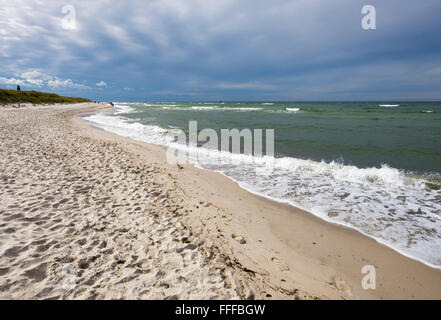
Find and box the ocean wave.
[162,106,185,110]
[114,104,137,114]
[191,106,217,110]
[192,106,262,111]
[286,108,300,112]
[84,112,171,146]
[379,104,400,108]
[84,110,441,268]
[223,107,261,111]
[161,106,262,111]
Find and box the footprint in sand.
[3,245,27,258]
[330,276,352,297]
[23,263,47,282]
[0,267,10,276]
[271,257,290,272]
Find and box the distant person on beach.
[17,85,21,91]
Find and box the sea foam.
[84,103,441,269]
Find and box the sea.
[84,101,441,268]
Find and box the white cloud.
[47,78,89,89]
[21,70,52,81]
[1,69,89,89]
[96,81,107,87]
[17,70,51,87]
[0,77,24,85]
[26,79,44,86]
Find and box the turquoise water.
[85,101,441,268]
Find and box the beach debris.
[199,201,210,207]
[231,234,246,244]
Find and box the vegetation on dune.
[0,89,91,105]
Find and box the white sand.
[0,104,247,299]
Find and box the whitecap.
[191,106,217,110]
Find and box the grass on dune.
[0,89,91,105]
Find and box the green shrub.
[0,89,91,104]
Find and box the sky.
[1,0,441,101]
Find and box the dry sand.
[0,103,440,300]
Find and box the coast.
[0,103,440,299]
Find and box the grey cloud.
[0,0,440,100]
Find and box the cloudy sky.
[1,0,440,101]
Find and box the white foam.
[286,108,300,112]
[379,104,400,108]
[84,107,441,269]
[203,156,441,268]
[162,106,183,110]
[423,110,433,113]
[163,106,262,111]
[191,106,217,110]
[84,111,171,146]
[113,104,137,114]
[223,107,261,111]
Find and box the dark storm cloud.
[1,0,440,100]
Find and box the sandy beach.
[0,103,440,300]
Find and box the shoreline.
[1,103,440,299]
[83,104,441,271]
[221,170,441,271]
[76,104,441,299]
